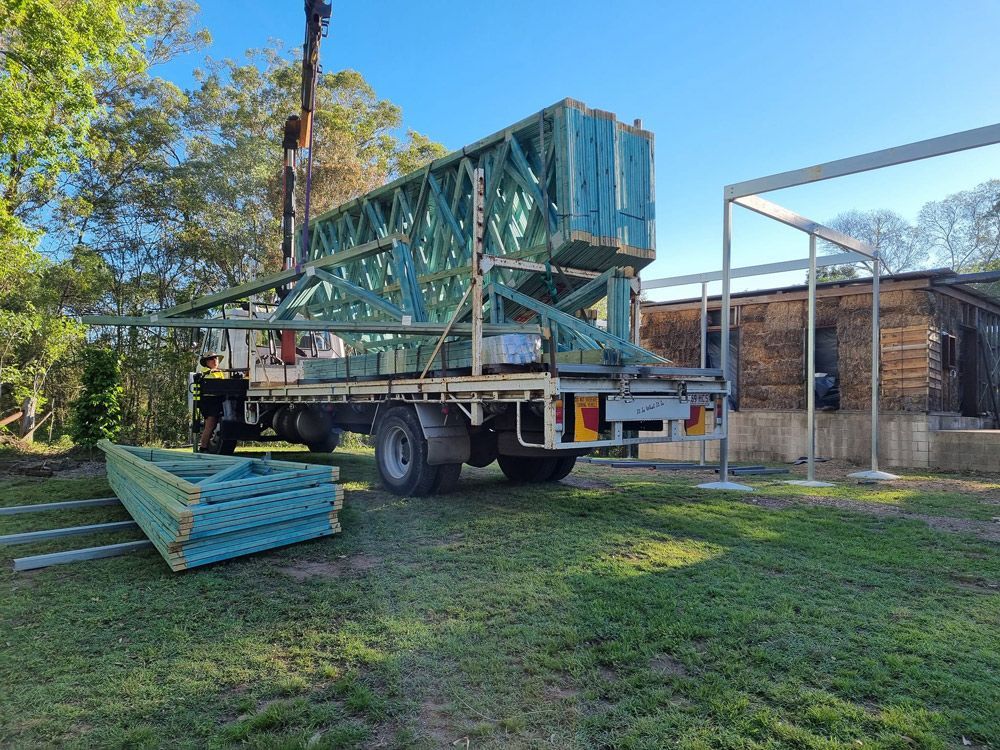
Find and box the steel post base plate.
[696,480,754,492]
[784,479,835,487]
[847,470,900,481]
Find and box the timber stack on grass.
[99,441,342,571]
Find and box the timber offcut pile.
[98,441,342,571]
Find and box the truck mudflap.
[413,403,470,465]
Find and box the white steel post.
[850,250,898,481]
[788,234,833,487]
[698,199,752,491]
[699,281,708,466]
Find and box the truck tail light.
[555,399,564,427]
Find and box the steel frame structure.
[642,248,868,472]
[708,122,1000,489]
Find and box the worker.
[197,352,225,451]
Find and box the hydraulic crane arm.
[279,0,332,363]
[299,0,332,148]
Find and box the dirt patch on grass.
[560,474,617,491]
[744,495,1000,542]
[649,654,687,677]
[0,455,105,479]
[950,573,1000,594]
[418,699,464,746]
[277,553,381,581]
[598,665,618,682]
[543,683,580,701]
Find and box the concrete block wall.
[930,430,1000,472]
[639,410,997,471]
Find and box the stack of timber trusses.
[81,99,665,369]
[100,441,342,571]
[290,98,656,352]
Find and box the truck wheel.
[548,456,577,482]
[205,423,237,455]
[375,407,438,497]
[307,432,340,453]
[497,454,558,483]
[430,463,462,494]
[466,430,498,468]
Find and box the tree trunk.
[19,396,36,443]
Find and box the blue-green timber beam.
[82,315,539,337]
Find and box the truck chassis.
[195,364,728,496]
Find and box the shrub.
[70,347,122,448]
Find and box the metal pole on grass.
[698,199,752,491]
[849,250,899,481]
[700,281,708,466]
[788,234,832,487]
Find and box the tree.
[821,209,926,275]
[70,347,122,447]
[918,179,1000,272]
[0,0,145,259]
[816,265,859,283]
[177,53,447,294]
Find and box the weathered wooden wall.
[641,287,973,414]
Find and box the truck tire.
[497,454,558,483]
[430,463,462,494]
[548,456,577,482]
[375,407,439,497]
[466,430,498,468]
[203,423,237,455]
[307,432,340,453]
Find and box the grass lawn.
[0,450,998,749]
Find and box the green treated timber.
[171,516,335,562]
[311,268,404,320]
[553,268,617,314]
[490,283,667,363]
[180,504,336,542]
[82,315,538,336]
[108,472,341,569]
[144,234,407,319]
[0,497,120,516]
[166,516,337,562]
[169,525,338,571]
[0,520,138,546]
[13,540,154,571]
[269,275,317,321]
[196,461,252,486]
[101,441,343,571]
[182,495,341,534]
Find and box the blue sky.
[158,0,1000,300]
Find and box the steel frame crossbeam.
[642,251,866,290]
[726,123,1000,199]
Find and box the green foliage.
[70,347,123,447]
[0,0,144,259]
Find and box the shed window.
[812,327,840,410]
[944,333,958,370]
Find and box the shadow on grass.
[0,452,997,748]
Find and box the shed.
[639,270,1000,470]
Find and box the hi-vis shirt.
[201,368,225,379]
